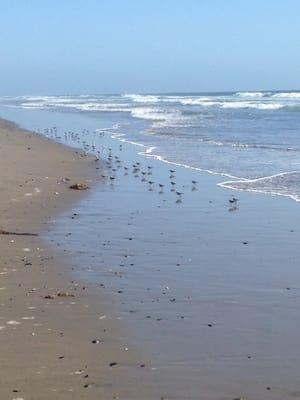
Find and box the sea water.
[1,90,300,201]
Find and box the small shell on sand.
[0,326,6,330]
[25,193,33,196]
[23,248,31,252]
[99,315,107,320]
[7,320,21,325]
[22,317,35,320]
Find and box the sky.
[0,0,299,95]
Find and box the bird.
[170,181,176,191]
[148,180,154,190]
[141,172,147,182]
[158,183,165,193]
[229,197,239,204]
[176,191,183,203]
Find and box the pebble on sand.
[69,183,89,190]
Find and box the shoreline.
[0,119,156,399]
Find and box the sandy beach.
[0,119,160,400]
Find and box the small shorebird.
[192,180,198,190]
[176,191,183,202]
[158,183,165,193]
[229,197,239,204]
[141,171,147,182]
[148,181,154,191]
[169,170,176,179]
[170,181,176,192]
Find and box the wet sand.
[0,119,160,400]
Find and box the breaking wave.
[235,91,266,98]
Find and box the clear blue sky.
[0,0,299,94]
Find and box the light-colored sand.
[0,120,157,400]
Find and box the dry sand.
[0,119,157,400]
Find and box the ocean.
[1,90,300,201]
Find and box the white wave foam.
[130,107,191,127]
[179,98,216,105]
[123,94,161,103]
[130,107,167,121]
[19,100,132,113]
[272,92,300,98]
[235,92,265,98]
[221,101,285,110]
[219,171,300,202]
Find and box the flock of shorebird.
[98,145,200,203]
[43,127,239,207]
